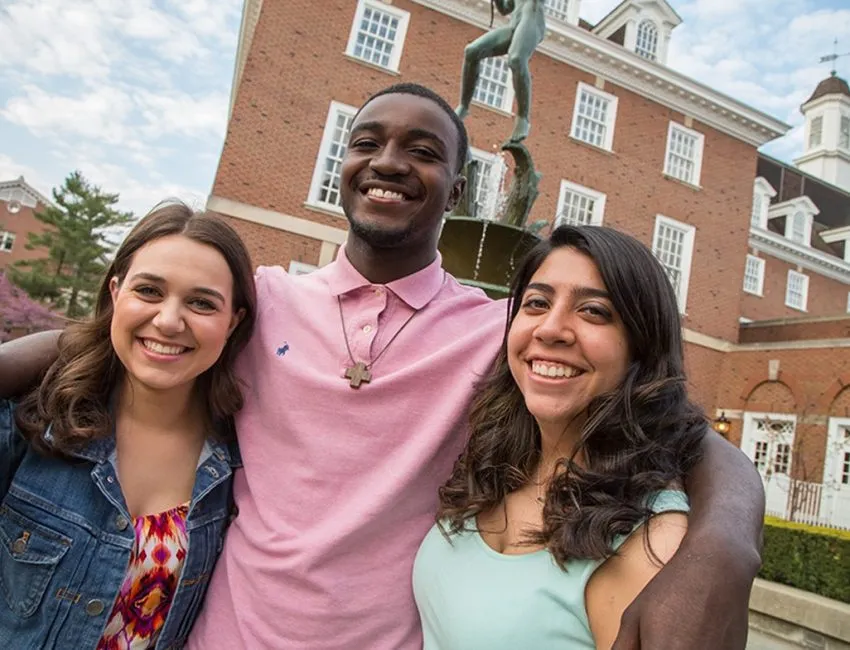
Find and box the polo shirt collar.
[326,247,446,310]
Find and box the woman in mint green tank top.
[413,225,707,649]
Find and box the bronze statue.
[456,0,546,142]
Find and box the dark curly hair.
[15,201,257,457]
[437,225,707,567]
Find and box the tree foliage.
[0,272,64,342]
[8,171,135,318]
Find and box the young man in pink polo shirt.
[0,84,764,649]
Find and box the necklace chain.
[337,272,445,388]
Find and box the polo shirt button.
[115,515,130,531]
[85,599,105,616]
[363,325,372,334]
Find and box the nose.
[151,299,186,336]
[369,141,410,176]
[533,308,576,346]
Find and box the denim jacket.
[0,399,241,650]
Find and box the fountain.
[438,0,547,299]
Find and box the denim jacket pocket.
[0,505,72,618]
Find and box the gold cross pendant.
[344,361,372,388]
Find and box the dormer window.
[809,116,823,148]
[767,195,817,247]
[789,211,807,244]
[635,20,658,61]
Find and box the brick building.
[209,0,850,526]
[0,177,53,273]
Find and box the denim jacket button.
[85,599,105,616]
[204,465,219,478]
[115,515,130,531]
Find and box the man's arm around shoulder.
[0,330,62,398]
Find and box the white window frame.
[784,270,809,312]
[750,178,775,229]
[543,0,570,22]
[840,114,850,150]
[741,412,797,477]
[0,231,14,253]
[663,122,705,187]
[825,418,850,488]
[635,20,658,61]
[743,254,765,296]
[468,147,505,221]
[570,82,618,151]
[554,179,606,227]
[846,291,850,314]
[652,215,696,313]
[472,56,514,114]
[288,261,318,276]
[345,0,410,73]
[306,100,358,214]
[783,210,812,247]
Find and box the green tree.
[9,171,135,318]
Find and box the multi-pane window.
[750,191,763,228]
[543,0,570,21]
[652,215,696,311]
[840,116,850,150]
[785,270,809,311]
[664,123,704,186]
[346,1,409,72]
[555,180,605,227]
[789,211,807,244]
[774,443,791,475]
[635,20,658,60]
[0,231,14,252]
[473,56,512,112]
[842,450,850,485]
[469,150,504,220]
[754,440,769,471]
[809,116,823,148]
[743,255,765,296]
[571,84,617,150]
[308,102,356,210]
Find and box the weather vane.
[819,38,850,76]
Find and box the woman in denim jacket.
[0,202,256,650]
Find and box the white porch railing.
[763,476,850,531]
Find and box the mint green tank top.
[412,490,688,650]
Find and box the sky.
[1,0,849,217]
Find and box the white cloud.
[0,154,51,192]
[135,90,230,138]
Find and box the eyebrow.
[525,282,611,301]
[129,272,227,303]
[349,122,448,153]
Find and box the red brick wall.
[0,201,50,272]
[739,316,850,343]
[741,252,849,320]
[214,0,758,342]
[683,342,725,412]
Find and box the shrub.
[759,517,850,603]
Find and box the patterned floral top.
[96,503,190,650]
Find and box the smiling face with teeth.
[340,92,465,274]
[109,234,244,397]
[507,246,630,439]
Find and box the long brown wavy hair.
[15,202,257,457]
[438,225,707,567]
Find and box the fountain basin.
[438,217,541,299]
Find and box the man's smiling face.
[340,92,465,252]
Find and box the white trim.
[345,0,410,73]
[554,179,606,226]
[306,100,358,214]
[206,195,349,245]
[784,269,809,312]
[288,261,319,276]
[743,254,765,296]
[825,418,850,488]
[408,0,789,146]
[663,122,704,187]
[750,176,776,229]
[571,82,618,151]
[652,214,696,313]
[748,227,850,284]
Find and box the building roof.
[0,176,55,209]
[804,73,850,105]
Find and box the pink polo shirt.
[188,250,505,649]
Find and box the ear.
[227,308,246,339]
[109,277,120,305]
[445,175,467,214]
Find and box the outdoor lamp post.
[713,412,731,437]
